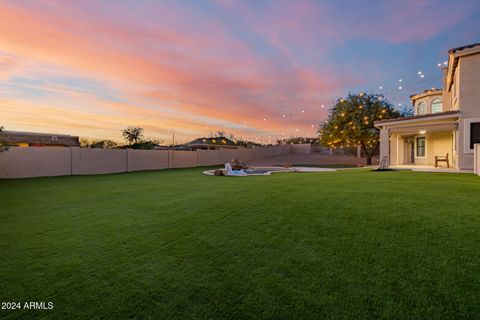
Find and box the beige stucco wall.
[475,144,480,175]
[0,145,291,179]
[127,149,169,172]
[457,54,480,170]
[413,132,453,167]
[0,147,71,178]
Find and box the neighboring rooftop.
[0,130,80,147]
[185,137,240,149]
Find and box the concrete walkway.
[390,165,473,173]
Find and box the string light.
[398,86,403,90]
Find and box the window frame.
[415,136,427,158]
[463,118,480,153]
[431,98,443,113]
[417,101,427,115]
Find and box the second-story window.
[431,99,442,113]
[417,102,426,115]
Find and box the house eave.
[374,111,460,128]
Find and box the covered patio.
[376,111,460,170]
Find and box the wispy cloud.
[0,0,478,141]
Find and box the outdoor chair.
[434,153,449,168]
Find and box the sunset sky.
[1,0,479,143]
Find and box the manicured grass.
[286,164,358,168]
[1,168,480,319]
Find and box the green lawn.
[281,164,358,168]
[1,168,480,319]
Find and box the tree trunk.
[360,142,372,165]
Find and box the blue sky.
[0,0,479,142]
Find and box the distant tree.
[130,138,162,149]
[400,107,415,117]
[319,93,401,165]
[90,140,118,149]
[214,130,227,138]
[122,126,144,145]
[0,125,9,152]
[79,138,93,148]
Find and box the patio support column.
[379,127,390,167]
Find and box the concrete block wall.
[0,145,291,179]
[127,149,169,172]
[0,147,71,179]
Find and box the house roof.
[448,43,480,54]
[186,137,237,146]
[409,88,443,100]
[374,110,459,126]
[0,130,80,147]
[446,43,480,91]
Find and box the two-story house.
[375,43,480,171]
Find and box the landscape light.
[379,86,383,90]
[398,86,403,90]
[420,74,425,78]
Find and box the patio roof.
[374,110,459,127]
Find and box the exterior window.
[417,102,426,115]
[416,137,426,157]
[431,99,442,113]
[470,123,480,149]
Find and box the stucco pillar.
[379,127,390,167]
